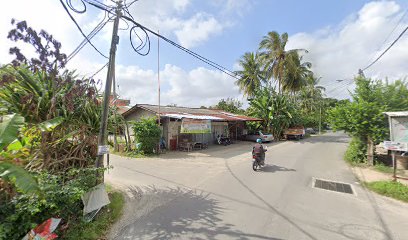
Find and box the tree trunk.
[367,136,374,166]
[125,121,132,151]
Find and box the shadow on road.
[112,185,282,240]
[258,164,296,173]
[224,159,319,240]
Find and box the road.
[106,132,408,240]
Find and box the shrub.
[131,118,161,154]
[0,168,101,239]
[344,137,367,164]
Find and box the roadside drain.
[313,178,354,195]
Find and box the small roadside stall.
[383,111,408,181]
[179,118,211,151]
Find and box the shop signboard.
[181,119,211,134]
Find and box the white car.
[244,131,274,142]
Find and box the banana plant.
[0,113,40,194]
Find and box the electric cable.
[361,25,408,72]
[66,11,110,63]
[89,62,109,79]
[59,0,108,59]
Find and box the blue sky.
[1,0,408,107]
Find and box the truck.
[283,126,305,140]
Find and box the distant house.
[109,94,131,114]
[122,104,261,150]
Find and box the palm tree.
[235,52,266,97]
[259,31,308,93]
[283,52,312,93]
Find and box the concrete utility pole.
[96,1,122,171]
[319,106,322,135]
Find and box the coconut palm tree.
[235,52,266,97]
[259,31,309,93]
[282,52,312,93]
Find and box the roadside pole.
[319,106,322,135]
[96,1,122,177]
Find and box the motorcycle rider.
[252,138,266,165]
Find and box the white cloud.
[125,0,232,48]
[113,63,241,107]
[286,1,408,98]
[175,13,223,48]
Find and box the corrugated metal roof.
[384,111,408,117]
[123,104,262,121]
[162,113,224,120]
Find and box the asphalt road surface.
[106,132,408,240]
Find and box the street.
[106,132,408,240]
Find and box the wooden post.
[392,151,397,181]
[367,136,374,166]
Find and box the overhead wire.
[361,24,408,72]
[59,0,109,59]
[121,15,239,79]
[66,11,111,63]
[89,62,109,79]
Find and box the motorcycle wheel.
[252,161,259,171]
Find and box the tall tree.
[283,52,312,93]
[235,52,266,97]
[259,31,310,93]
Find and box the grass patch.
[61,190,124,239]
[374,163,394,174]
[365,181,408,203]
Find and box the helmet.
[256,138,262,143]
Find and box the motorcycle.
[216,135,231,146]
[252,146,267,171]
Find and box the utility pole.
[319,106,322,135]
[96,1,122,172]
[157,30,161,153]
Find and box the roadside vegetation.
[0,21,123,239]
[329,77,408,166]
[230,31,337,139]
[365,181,408,203]
[63,190,124,240]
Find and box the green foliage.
[0,162,39,195]
[235,52,266,97]
[328,100,387,143]
[344,137,367,164]
[365,181,408,203]
[212,98,244,114]
[329,77,408,165]
[0,113,24,150]
[131,117,161,154]
[63,191,124,240]
[0,168,101,239]
[248,88,299,139]
[373,163,395,174]
[259,31,311,93]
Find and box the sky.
[1,0,408,107]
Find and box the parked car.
[305,128,316,134]
[284,126,305,140]
[244,131,274,142]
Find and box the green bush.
[131,118,161,154]
[0,168,101,239]
[344,137,367,164]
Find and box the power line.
[121,15,239,79]
[67,12,111,63]
[59,0,109,59]
[362,24,408,71]
[89,62,109,79]
[376,9,407,55]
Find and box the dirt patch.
[352,167,408,185]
